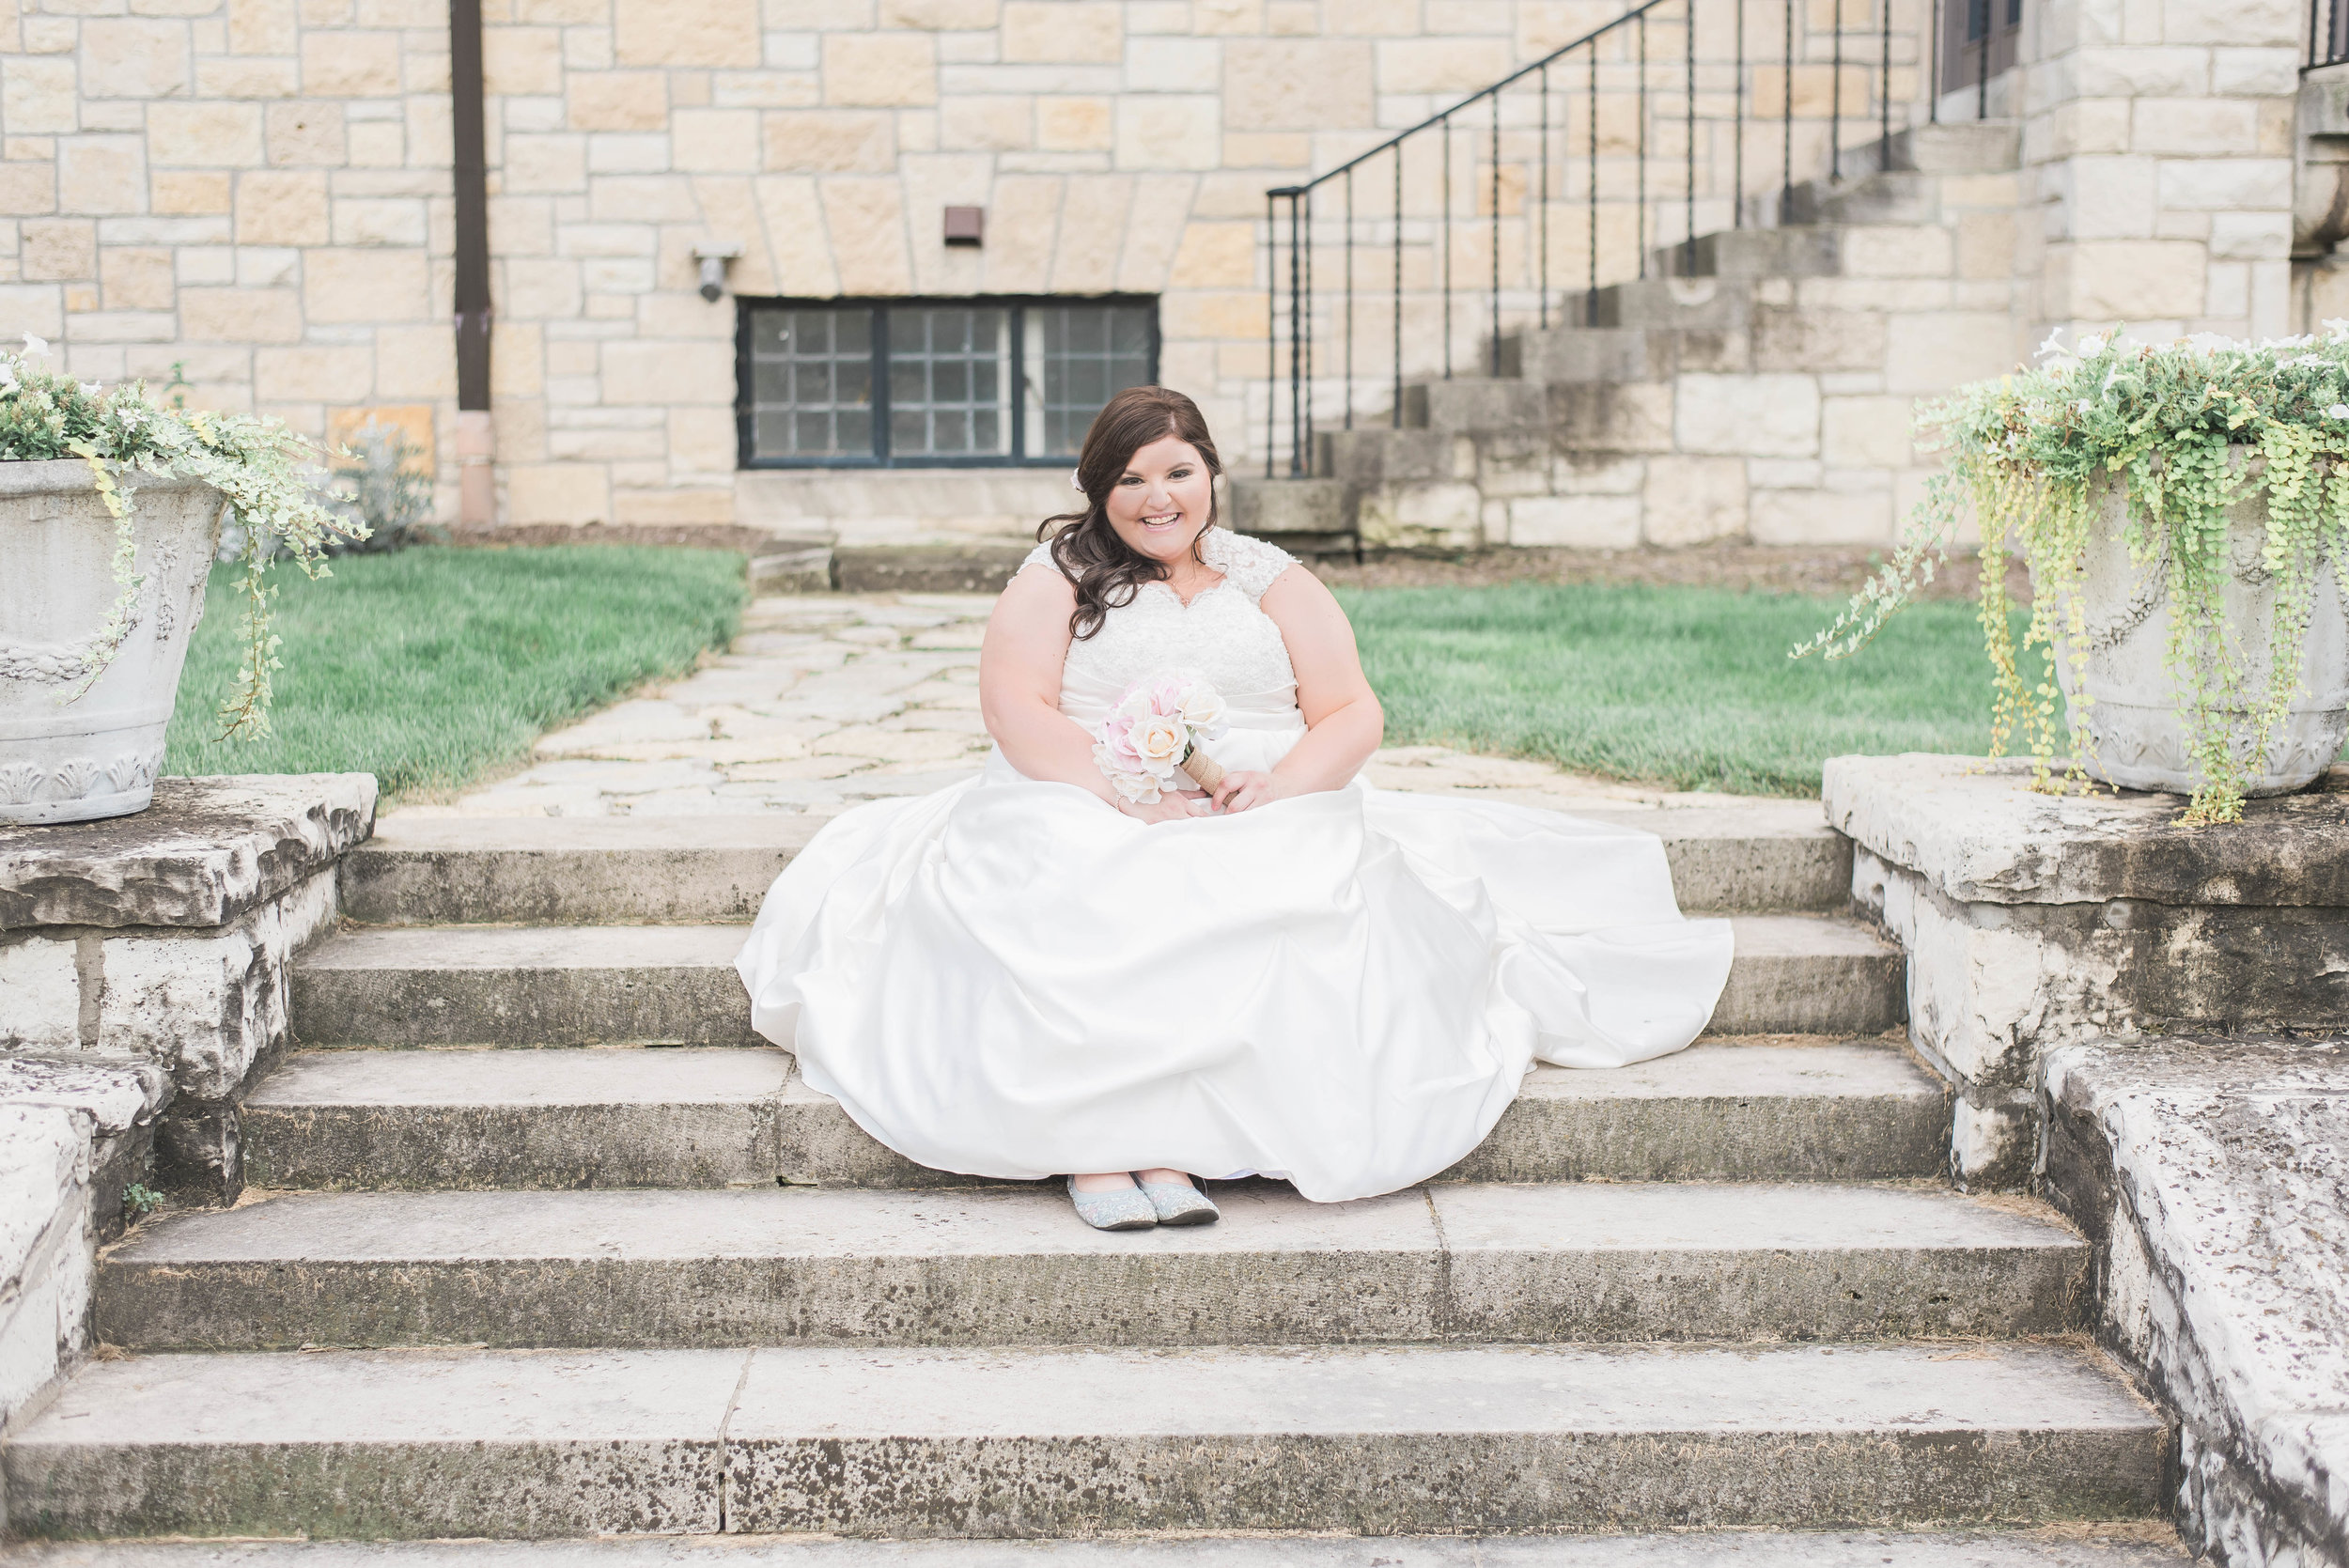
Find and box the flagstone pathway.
[391,593,1756,821]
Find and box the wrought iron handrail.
[1258,0,1966,480]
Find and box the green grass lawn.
[164,546,745,801]
[1340,582,1999,798]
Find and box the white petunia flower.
[2076,398,2093,414]
[21,334,47,357]
[2035,327,2067,360]
[2077,335,2107,358]
[2327,404,2348,421]
[79,380,100,396]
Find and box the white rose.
[1092,741,1160,804]
[1128,712,1188,779]
[1177,686,1227,739]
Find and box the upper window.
[738,297,1158,468]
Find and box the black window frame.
[735,293,1161,471]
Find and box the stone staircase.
[1241,124,2027,557]
[0,805,2174,1548]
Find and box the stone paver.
[393,595,1753,822]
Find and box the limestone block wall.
[0,0,1921,538]
[2010,0,2301,343]
[0,0,2316,538]
[0,775,377,1203]
[0,0,1624,526]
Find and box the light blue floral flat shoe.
[1135,1174,1220,1226]
[1066,1175,1159,1231]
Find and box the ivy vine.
[0,339,365,738]
[1796,328,2349,825]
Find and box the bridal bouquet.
[1093,673,1229,804]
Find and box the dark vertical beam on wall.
[449,0,494,523]
[450,0,490,411]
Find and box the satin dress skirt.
[734,725,1734,1203]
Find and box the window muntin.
[739,297,1157,468]
[748,308,872,460]
[888,306,1011,459]
[1026,303,1154,458]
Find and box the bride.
[736,386,1734,1230]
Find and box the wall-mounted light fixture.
[943,206,985,247]
[694,241,744,302]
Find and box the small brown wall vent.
[943,206,985,246]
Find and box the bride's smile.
[1105,434,1216,573]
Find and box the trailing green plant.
[1795,327,2349,825]
[120,1183,162,1218]
[0,337,366,738]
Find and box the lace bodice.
[1019,527,1302,725]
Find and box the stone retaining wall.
[0,774,374,1429]
[1821,753,2349,1188]
[2045,1039,2349,1568]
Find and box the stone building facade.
[0,0,2326,545]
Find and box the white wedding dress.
[735,527,1735,1203]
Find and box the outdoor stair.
[0,796,2173,1549]
[94,1182,2085,1350]
[11,1343,2163,1541]
[286,913,1906,1047]
[1264,121,2027,558]
[237,1039,1951,1190]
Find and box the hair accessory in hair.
[1069,467,1084,492]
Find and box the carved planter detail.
[2056,474,2349,798]
[1,458,223,825]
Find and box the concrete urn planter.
[2054,474,2349,798]
[0,458,223,824]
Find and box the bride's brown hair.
[1039,385,1222,641]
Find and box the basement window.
[738,296,1159,468]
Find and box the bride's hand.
[1116,788,1210,825]
[1209,770,1283,814]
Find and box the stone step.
[340,802,1851,924]
[241,1046,796,1190]
[1652,225,1843,281]
[342,815,824,926]
[1399,377,1548,433]
[1876,121,2023,175]
[240,1039,1947,1191]
[1572,275,1755,333]
[94,1180,2083,1352]
[288,915,1901,1048]
[1501,324,1659,385]
[0,1530,2198,1566]
[290,923,763,1048]
[1781,169,1944,227]
[2,1342,2166,1539]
